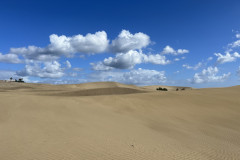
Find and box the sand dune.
[49,87,147,96]
[0,81,240,160]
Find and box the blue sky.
[0,0,240,87]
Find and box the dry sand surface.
[0,81,240,160]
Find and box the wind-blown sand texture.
[0,81,240,160]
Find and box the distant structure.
[8,77,25,83]
[16,78,24,83]
[8,77,15,82]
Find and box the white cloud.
[10,31,109,61]
[144,54,170,65]
[0,70,17,80]
[45,68,166,85]
[0,53,22,63]
[120,68,166,85]
[103,50,143,69]
[68,72,78,77]
[214,52,240,64]
[4,30,186,72]
[236,34,240,39]
[8,30,151,62]
[177,49,189,54]
[233,52,240,57]
[89,68,166,85]
[215,32,240,63]
[17,61,65,78]
[65,60,71,69]
[90,62,113,71]
[72,67,83,71]
[174,58,180,61]
[191,66,231,84]
[0,70,31,82]
[182,62,202,70]
[50,31,109,54]
[0,30,193,84]
[232,40,240,48]
[91,50,170,70]
[207,57,213,61]
[162,45,189,55]
[227,34,240,49]
[10,45,64,61]
[162,45,175,54]
[110,30,150,53]
[224,33,240,53]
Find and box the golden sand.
[0,81,240,160]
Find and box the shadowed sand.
[0,81,240,160]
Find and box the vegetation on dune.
[156,87,168,91]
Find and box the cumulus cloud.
[10,31,109,61]
[17,61,65,78]
[227,34,240,50]
[46,68,166,85]
[174,57,185,61]
[162,45,175,54]
[8,30,152,62]
[110,30,150,53]
[212,33,240,65]
[91,50,170,70]
[89,68,166,85]
[182,62,202,70]
[144,54,170,65]
[214,52,240,64]
[191,66,231,84]
[177,49,189,54]
[232,40,240,48]
[103,50,143,69]
[234,52,240,57]
[90,62,113,71]
[162,45,189,55]
[10,46,60,61]
[0,53,22,63]
[51,31,109,54]
[120,68,166,85]
[0,30,191,84]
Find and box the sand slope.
[0,81,240,160]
